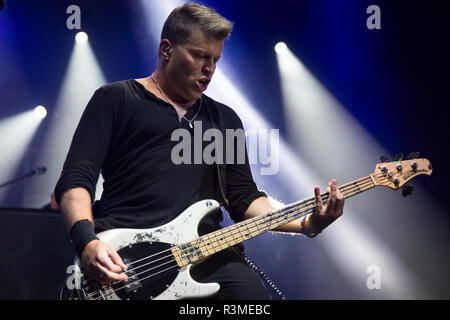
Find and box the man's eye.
[194,52,204,59]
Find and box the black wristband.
[70,219,99,257]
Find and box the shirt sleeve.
[54,88,116,205]
[221,106,267,223]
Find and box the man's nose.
[203,60,215,76]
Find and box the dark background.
[0,0,448,299]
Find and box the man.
[55,3,344,300]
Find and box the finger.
[314,186,323,212]
[335,199,344,217]
[108,246,128,271]
[85,262,110,283]
[334,186,345,217]
[96,251,123,274]
[328,179,336,191]
[328,181,345,218]
[95,263,129,282]
[326,180,337,214]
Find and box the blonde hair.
[161,2,234,46]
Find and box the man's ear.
[160,39,172,59]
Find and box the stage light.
[274,42,288,54]
[75,32,88,43]
[33,105,47,119]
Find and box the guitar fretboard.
[172,175,376,266]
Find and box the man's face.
[165,27,224,103]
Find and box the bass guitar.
[60,156,432,300]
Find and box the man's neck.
[152,69,196,110]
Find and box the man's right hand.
[80,240,128,283]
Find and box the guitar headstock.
[371,156,432,190]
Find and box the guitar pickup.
[122,259,142,293]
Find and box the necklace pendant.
[189,122,193,129]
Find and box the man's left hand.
[307,179,345,234]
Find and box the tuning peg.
[407,152,419,160]
[402,185,414,197]
[394,153,403,161]
[378,155,389,163]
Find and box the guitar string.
[88,177,374,299]
[96,166,417,298]
[84,175,386,298]
[84,173,389,295]
[181,172,396,261]
[200,175,378,249]
[84,172,394,297]
[90,200,323,300]
[130,175,376,268]
[88,171,407,300]
[166,174,379,259]
[88,264,181,300]
[88,191,352,300]
[111,175,376,278]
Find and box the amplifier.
[0,208,74,299]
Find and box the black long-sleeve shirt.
[54,79,266,233]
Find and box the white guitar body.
[71,200,221,300]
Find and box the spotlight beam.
[0,110,43,204]
[28,37,107,207]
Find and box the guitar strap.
[203,98,229,209]
[204,98,287,300]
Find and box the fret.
[236,224,247,242]
[208,232,222,254]
[242,220,254,240]
[196,238,210,258]
[215,230,227,250]
[254,217,263,235]
[171,246,188,267]
[225,230,238,248]
[229,225,243,244]
[222,231,232,248]
[353,181,362,195]
[202,235,213,256]
[267,212,279,230]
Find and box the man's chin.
[190,91,203,101]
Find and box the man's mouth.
[196,78,210,91]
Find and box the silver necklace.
[150,75,202,129]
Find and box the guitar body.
[62,199,221,300]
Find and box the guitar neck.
[174,175,376,266]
